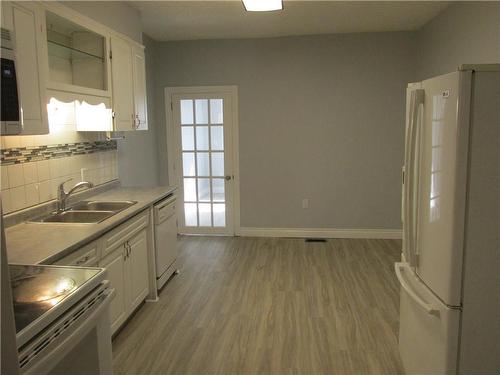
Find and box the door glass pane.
[196,127,209,150]
[212,179,225,202]
[184,178,197,201]
[182,153,195,176]
[197,153,210,176]
[198,178,211,202]
[210,99,223,124]
[195,100,208,124]
[211,153,224,177]
[211,126,224,151]
[199,203,212,226]
[213,204,225,227]
[184,203,197,226]
[181,127,194,150]
[181,100,194,124]
[178,96,229,230]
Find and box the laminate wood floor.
[112,236,404,375]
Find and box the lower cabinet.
[99,245,127,334]
[128,229,149,311]
[99,227,149,334]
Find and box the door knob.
[225,175,232,181]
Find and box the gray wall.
[416,1,500,80]
[154,32,417,229]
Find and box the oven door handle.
[23,288,115,375]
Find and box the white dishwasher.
[154,194,179,290]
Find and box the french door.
[167,87,238,235]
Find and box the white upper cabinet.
[1,1,49,135]
[110,35,135,131]
[111,38,149,131]
[1,2,148,133]
[132,46,148,131]
[43,7,111,99]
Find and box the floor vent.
[305,238,327,243]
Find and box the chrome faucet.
[57,179,94,211]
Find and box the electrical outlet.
[302,198,309,209]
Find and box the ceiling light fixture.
[242,0,283,12]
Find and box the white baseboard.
[238,227,402,239]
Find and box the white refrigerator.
[396,64,500,375]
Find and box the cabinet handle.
[123,242,130,260]
[76,255,90,265]
[133,114,140,130]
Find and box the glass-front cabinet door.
[44,10,111,98]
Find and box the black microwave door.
[1,57,20,122]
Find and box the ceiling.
[130,1,450,42]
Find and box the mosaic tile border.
[0,140,117,165]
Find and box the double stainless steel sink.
[29,200,137,224]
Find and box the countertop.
[6,186,176,265]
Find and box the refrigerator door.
[396,262,460,375]
[415,71,472,306]
[402,83,424,266]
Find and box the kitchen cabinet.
[98,209,150,334]
[127,229,149,311]
[132,46,148,130]
[4,2,149,133]
[100,245,127,333]
[110,37,148,131]
[99,228,149,334]
[1,1,49,135]
[110,35,135,131]
[44,8,111,98]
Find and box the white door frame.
[164,85,241,235]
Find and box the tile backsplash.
[1,117,119,214]
[1,150,118,214]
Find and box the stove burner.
[13,275,77,303]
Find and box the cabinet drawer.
[101,209,149,258]
[54,241,98,267]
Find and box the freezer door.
[396,263,460,375]
[415,71,471,306]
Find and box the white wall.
[416,1,500,80]
[154,32,417,230]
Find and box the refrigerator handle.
[395,262,439,316]
[406,89,424,267]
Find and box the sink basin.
[28,200,138,224]
[70,200,137,212]
[30,210,115,224]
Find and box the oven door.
[18,283,115,375]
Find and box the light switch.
[302,198,309,209]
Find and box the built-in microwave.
[1,27,22,135]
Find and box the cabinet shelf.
[47,39,104,61]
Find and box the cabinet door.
[132,46,148,130]
[110,36,134,131]
[99,246,127,334]
[127,228,149,311]
[9,2,49,135]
